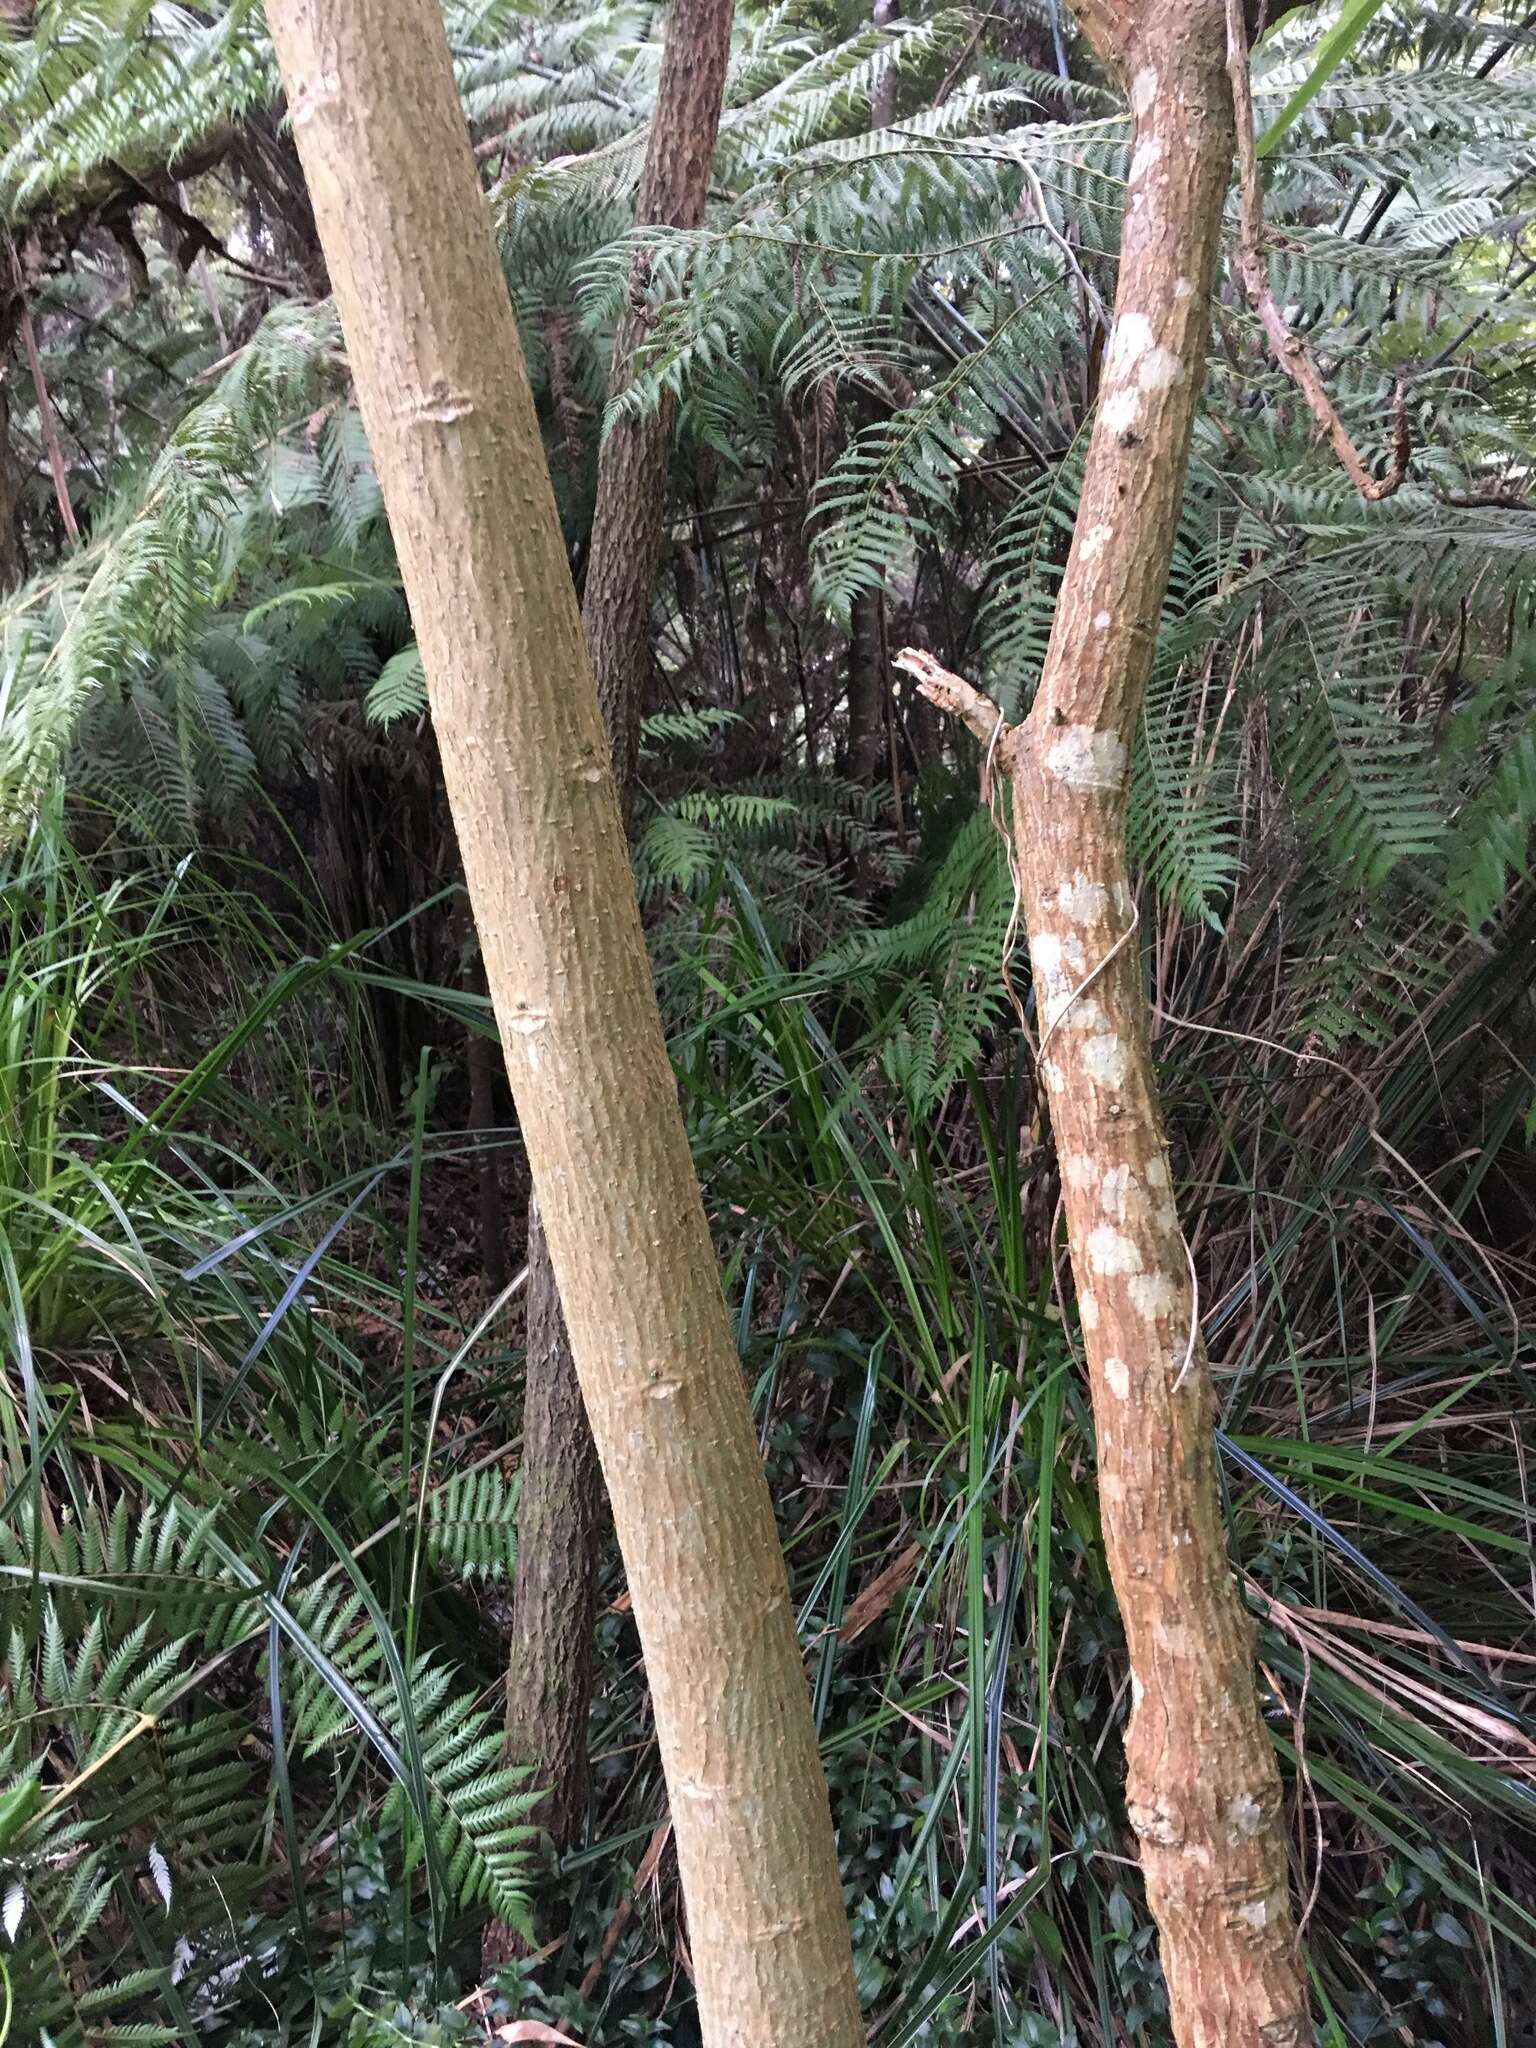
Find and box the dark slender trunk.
[482,1206,599,1970]
[0,240,32,593]
[844,584,887,782]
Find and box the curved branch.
[1225,0,1410,502]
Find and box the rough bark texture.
[906,4,1310,2042]
[583,0,735,793]
[498,0,739,1918]
[844,585,886,782]
[503,1197,600,1851]
[264,3,863,2041]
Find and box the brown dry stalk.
[9,240,79,541]
[1224,0,1410,501]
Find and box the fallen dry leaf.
[494,2024,585,2045]
[839,1541,922,1643]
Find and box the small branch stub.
[893,646,1006,750]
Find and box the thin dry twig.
[1224,0,1410,502]
[10,239,80,541]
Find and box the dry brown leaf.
[494,2025,585,2045]
[839,1541,921,1644]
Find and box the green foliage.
[0,3,1531,2042]
[0,0,273,221]
[0,303,343,842]
[0,826,542,2043]
[423,1465,519,1580]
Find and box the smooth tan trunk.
[497,0,739,1928]
[905,3,1310,2041]
[263,4,864,2040]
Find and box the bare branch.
[1225,0,1410,503]
[892,646,1005,749]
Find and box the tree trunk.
[844,585,886,782]
[901,4,1310,2042]
[0,242,31,595]
[500,1196,600,1856]
[494,0,740,1937]
[264,3,862,2042]
[583,0,735,796]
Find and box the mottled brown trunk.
[902,4,1310,2042]
[496,0,741,1933]
[264,1,862,2040]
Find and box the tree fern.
[0,1490,541,2040]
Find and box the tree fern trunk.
[909,2,1310,2040]
[264,2,863,2040]
[491,0,741,1951]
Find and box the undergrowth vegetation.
[0,0,1533,2043]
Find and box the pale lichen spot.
[1030,932,1065,981]
[1237,1898,1269,1932]
[1131,67,1158,116]
[1044,728,1129,792]
[1063,1155,1097,1192]
[1144,1156,1170,1188]
[1157,1621,1193,1658]
[1173,275,1197,300]
[1227,1793,1268,1841]
[1093,610,1112,631]
[1079,521,1114,563]
[1139,347,1186,392]
[1079,1287,1101,1329]
[1082,1032,1130,1087]
[1057,996,1109,1036]
[1087,1224,1142,1275]
[1129,1271,1178,1319]
[1106,312,1154,381]
[1130,1671,1145,1708]
[1102,387,1141,435]
[1041,1058,1066,1093]
[506,1005,550,1036]
[1100,1164,1131,1218]
[1057,873,1112,925]
[1103,1355,1129,1399]
[1129,136,1162,186]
